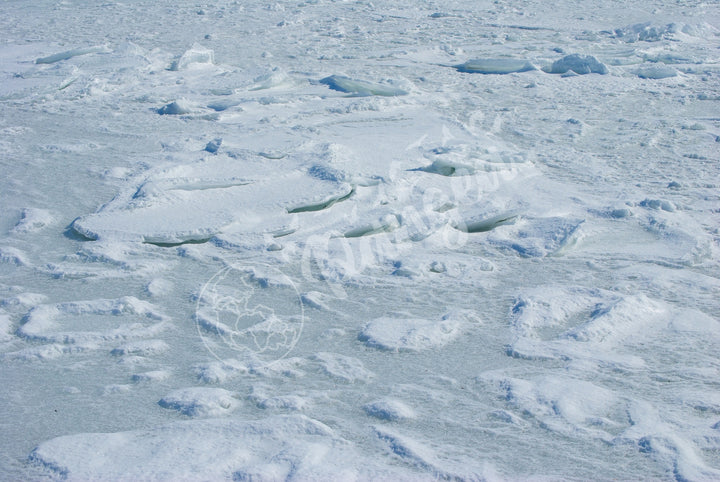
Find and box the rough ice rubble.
[611,22,720,43]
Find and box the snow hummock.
[360,312,475,352]
[158,387,240,417]
[29,415,410,480]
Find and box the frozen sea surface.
[1,0,719,480]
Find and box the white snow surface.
[1,0,719,480]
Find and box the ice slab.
[454,59,536,74]
[72,164,353,244]
[320,75,408,97]
[35,46,109,64]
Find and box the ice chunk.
[455,58,535,74]
[319,75,407,96]
[157,99,194,115]
[158,387,240,417]
[169,44,214,71]
[545,54,608,75]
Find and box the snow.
[1,0,719,480]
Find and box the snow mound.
[314,352,374,383]
[131,370,171,383]
[17,296,170,346]
[364,399,416,421]
[158,387,240,417]
[320,75,408,96]
[29,415,408,480]
[455,58,535,74]
[11,208,55,234]
[0,311,13,342]
[545,54,608,75]
[480,373,625,439]
[110,339,169,357]
[0,246,29,266]
[360,313,472,352]
[488,217,585,257]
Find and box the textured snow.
[1,0,719,480]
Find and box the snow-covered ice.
[1,0,719,480]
